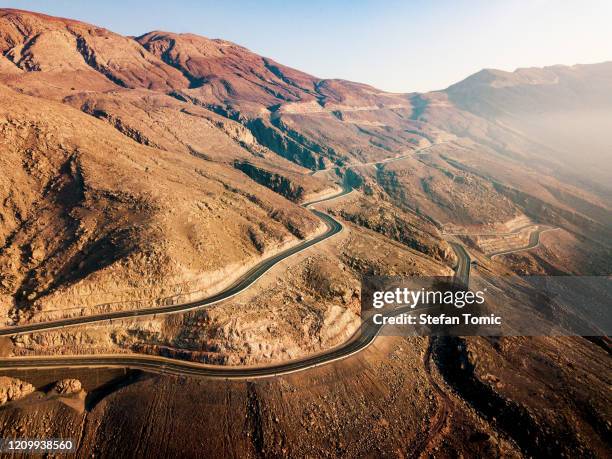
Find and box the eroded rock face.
[0,376,34,404]
[234,161,305,202]
[54,378,82,394]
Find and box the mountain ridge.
[0,11,610,456]
[0,7,610,325]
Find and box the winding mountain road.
[489,226,558,259]
[0,143,439,338]
[0,302,439,378]
[0,157,473,459]
[448,241,471,286]
[443,223,559,260]
[310,142,441,177]
[0,145,472,381]
[0,234,472,380]
[0,186,352,338]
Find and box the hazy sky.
[8,0,612,92]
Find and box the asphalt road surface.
[0,145,474,379]
[448,241,471,287]
[0,244,471,379]
[489,227,557,259]
[0,186,352,337]
[0,299,464,379]
[0,144,441,338]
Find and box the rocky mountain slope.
[0,8,610,458]
[0,7,609,324]
[0,84,325,325]
[445,62,612,191]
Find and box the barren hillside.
[0,8,610,457]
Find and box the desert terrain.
[0,8,609,458]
